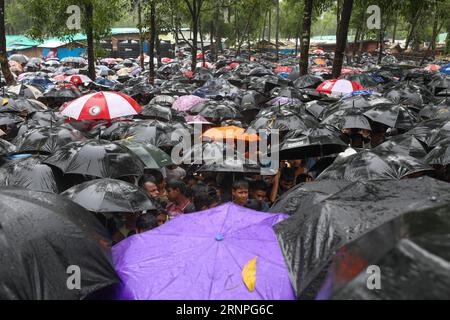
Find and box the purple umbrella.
[112,203,295,300]
[172,95,205,112]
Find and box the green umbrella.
[116,139,173,169]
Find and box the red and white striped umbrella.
[313,49,325,55]
[316,79,364,95]
[65,74,93,85]
[60,91,142,120]
[161,57,174,64]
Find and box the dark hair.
[166,180,190,196]
[136,214,158,232]
[144,169,164,185]
[232,179,249,190]
[140,174,157,187]
[193,187,219,211]
[280,168,296,182]
[296,173,313,184]
[250,180,268,193]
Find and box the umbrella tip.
[215,234,224,241]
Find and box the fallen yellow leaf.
[242,257,257,292]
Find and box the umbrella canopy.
[13,125,86,154]
[190,100,243,122]
[43,139,144,178]
[115,139,173,169]
[440,63,450,75]
[317,79,364,96]
[316,203,450,300]
[0,188,119,299]
[172,95,205,112]
[250,109,318,133]
[293,75,323,89]
[1,98,47,115]
[383,84,425,107]
[65,74,93,85]
[405,119,450,148]
[60,91,142,120]
[139,104,172,121]
[112,203,295,300]
[61,57,87,66]
[373,134,428,160]
[321,109,372,131]
[273,177,450,298]
[424,139,450,166]
[0,155,64,193]
[317,149,433,181]
[363,104,418,130]
[280,125,347,160]
[6,84,43,100]
[9,54,29,64]
[0,138,17,156]
[62,178,156,213]
[203,126,260,142]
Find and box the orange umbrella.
[313,58,327,66]
[202,126,260,142]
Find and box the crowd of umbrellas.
[1,49,450,300]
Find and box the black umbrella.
[197,157,262,173]
[428,75,450,96]
[304,100,328,120]
[0,98,47,115]
[190,100,243,122]
[39,87,82,105]
[0,138,17,156]
[0,155,64,193]
[270,180,353,215]
[293,74,323,89]
[363,104,418,130]
[419,102,450,120]
[0,187,119,299]
[139,103,172,121]
[383,84,425,107]
[321,109,372,131]
[317,149,433,181]
[273,177,450,298]
[6,84,43,100]
[424,139,450,166]
[43,139,144,178]
[13,125,86,154]
[61,179,156,213]
[280,125,347,160]
[405,118,450,148]
[250,109,318,133]
[115,139,173,169]
[373,134,428,159]
[149,95,176,107]
[316,203,450,300]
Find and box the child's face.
[156,214,167,226]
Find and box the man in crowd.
[166,180,196,218]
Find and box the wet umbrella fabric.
[0,139,17,155]
[373,134,428,160]
[112,203,295,300]
[0,155,64,193]
[280,125,347,159]
[61,179,156,213]
[273,177,450,298]
[316,203,450,300]
[363,104,418,130]
[43,140,144,178]
[424,139,450,166]
[0,188,119,299]
[317,149,433,181]
[115,140,173,169]
[14,126,86,154]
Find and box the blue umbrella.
[441,63,450,75]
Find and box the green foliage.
[25,0,124,41]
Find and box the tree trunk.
[0,0,14,85]
[138,0,144,70]
[392,16,398,44]
[85,2,96,81]
[300,0,313,76]
[405,10,422,51]
[275,0,280,61]
[199,15,205,67]
[268,8,272,42]
[332,0,354,78]
[156,31,161,67]
[191,1,199,72]
[214,5,221,55]
[149,0,156,84]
